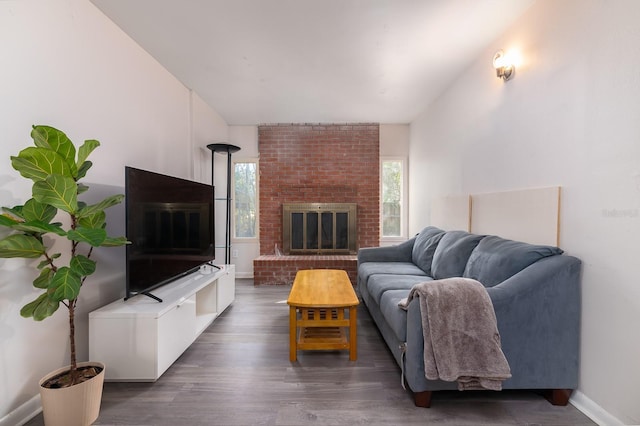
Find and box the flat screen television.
[125,166,214,300]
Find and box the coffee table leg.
[289,306,297,361]
[349,306,357,361]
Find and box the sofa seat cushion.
[367,274,432,305]
[431,231,485,280]
[379,289,411,342]
[358,262,427,286]
[411,226,445,275]
[463,235,564,287]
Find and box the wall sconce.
[493,50,514,81]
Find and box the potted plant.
[0,125,128,425]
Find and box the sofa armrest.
[486,254,582,388]
[357,237,415,265]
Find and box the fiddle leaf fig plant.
[0,125,128,386]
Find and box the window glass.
[233,161,257,238]
[381,159,402,237]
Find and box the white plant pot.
[39,361,105,426]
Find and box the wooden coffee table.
[287,269,359,361]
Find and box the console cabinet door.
[217,265,236,313]
[157,294,197,377]
[89,316,158,381]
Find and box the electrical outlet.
[232,249,239,258]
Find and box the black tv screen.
[125,166,214,299]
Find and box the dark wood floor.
[27,279,595,425]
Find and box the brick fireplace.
[253,123,380,285]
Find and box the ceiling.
[91,0,534,125]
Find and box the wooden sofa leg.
[544,389,573,406]
[414,391,432,408]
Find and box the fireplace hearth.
[283,203,357,255]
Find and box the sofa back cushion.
[411,226,445,275]
[463,235,564,287]
[431,231,484,279]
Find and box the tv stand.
[205,261,221,271]
[89,265,235,381]
[139,291,163,303]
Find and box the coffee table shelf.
[296,308,351,351]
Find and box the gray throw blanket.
[398,277,511,391]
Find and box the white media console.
[89,264,235,381]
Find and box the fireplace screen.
[283,203,357,254]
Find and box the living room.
[1,0,639,425]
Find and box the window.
[381,158,404,238]
[233,160,258,239]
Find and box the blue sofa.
[357,226,581,407]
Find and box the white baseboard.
[0,394,41,426]
[571,390,624,426]
[235,272,253,279]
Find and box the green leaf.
[78,211,105,229]
[11,147,72,182]
[33,174,78,213]
[2,206,24,220]
[77,194,124,219]
[0,214,20,227]
[76,140,100,169]
[67,227,107,246]
[33,267,54,289]
[0,234,45,258]
[76,161,92,180]
[12,220,66,236]
[31,125,77,176]
[77,182,90,194]
[37,253,61,269]
[50,267,81,301]
[21,293,60,321]
[101,236,130,247]
[22,199,57,224]
[70,255,96,276]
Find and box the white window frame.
[380,156,408,243]
[231,158,259,241]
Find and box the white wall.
[380,124,410,157]
[0,0,228,421]
[192,91,230,184]
[409,0,640,424]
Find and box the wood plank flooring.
[26,279,596,425]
